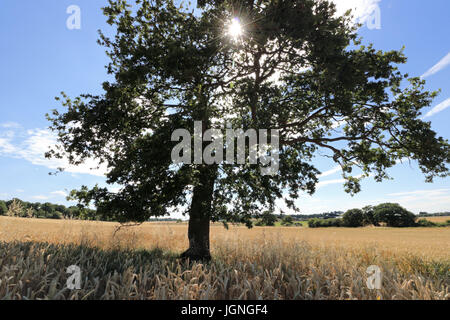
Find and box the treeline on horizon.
[1,198,449,227]
[0,198,106,221]
[306,204,450,228]
[249,205,450,228]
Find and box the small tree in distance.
[7,199,24,217]
[342,208,365,227]
[256,211,278,227]
[0,201,7,216]
[373,203,416,227]
[46,0,449,260]
[26,207,34,218]
[281,215,294,226]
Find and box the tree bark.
[181,166,216,261]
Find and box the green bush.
[342,209,365,227]
[416,219,437,227]
[308,218,342,228]
[373,203,416,227]
[416,219,450,227]
[256,211,277,226]
[49,211,63,219]
[436,220,450,227]
[0,201,7,216]
[281,215,294,226]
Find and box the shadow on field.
[0,240,197,272]
[0,240,212,299]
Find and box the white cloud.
[388,188,450,198]
[317,173,372,189]
[0,138,17,154]
[31,195,50,200]
[421,52,450,78]
[387,188,450,212]
[0,126,107,177]
[29,191,69,201]
[0,122,21,129]
[317,178,346,189]
[423,97,450,118]
[331,0,381,25]
[318,165,341,178]
[50,190,68,197]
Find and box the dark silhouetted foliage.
[342,208,365,227]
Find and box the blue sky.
[0,0,449,217]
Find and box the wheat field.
[423,216,450,223]
[0,216,448,300]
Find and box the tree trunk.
[181,166,216,261]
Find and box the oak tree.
[47,0,449,260]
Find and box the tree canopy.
[342,208,365,227]
[373,203,416,227]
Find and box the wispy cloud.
[423,97,450,118]
[0,138,17,154]
[31,195,50,200]
[421,52,450,78]
[30,191,69,201]
[317,178,345,189]
[317,173,373,189]
[388,188,450,198]
[387,189,450,211]
[0,126,107,177]
[50,190,68,197]
[318,165,341,178]
[332,0,381,25]
[0,122,21,129]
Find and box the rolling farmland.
[0,216,448,300]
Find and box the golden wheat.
[423,216,450,223]
[0,216,448,300]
